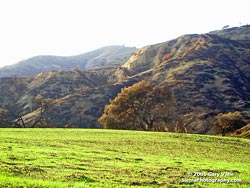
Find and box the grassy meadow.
[0,129,249,188]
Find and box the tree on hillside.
[31,95,54,128]
[213,111,246,136]
[98,81,182,131]
[5,104,26,128]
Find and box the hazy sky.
[0,0,249,67]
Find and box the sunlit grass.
[0,128,249,187]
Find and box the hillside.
[0,26,250,136]
[210,25,250,42]
[124,34,250,112]
[0,46,136,77]
[0,67,137,128]
[122,31,250,133]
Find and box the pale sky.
[0,0,249,67]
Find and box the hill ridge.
[0,45,137,77]
[0,25,250,137]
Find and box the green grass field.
[0,129,249,188]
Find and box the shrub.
[213,111,246,136]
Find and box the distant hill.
[0,26,249,137]
[0,46,137,77]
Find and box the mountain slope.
[0,26,250,135]
[0,67,137,128]
[0,46,136,77]
[210,25,250,41]
[124,34,250,113]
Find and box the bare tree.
[31,95,53,128]
[5,103,26,128]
